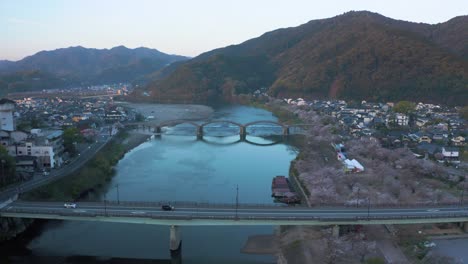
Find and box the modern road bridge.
[2,200,468,251]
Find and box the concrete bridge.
[2,200,468,252]
[126,120,295,139]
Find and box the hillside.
[142,11,468,105]
[0,46,189,93]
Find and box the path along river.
[3,105,300,264]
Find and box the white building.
[7,143,55,168]
[441,147,460,164]
[5,130,64,169]
[0,98,16,131]
[395,113,409,126]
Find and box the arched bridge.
[126,120,296,139]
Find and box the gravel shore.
[117,102,214,124]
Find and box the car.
[161,205,174,211]
[64,203,77,208]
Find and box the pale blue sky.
[1,0,467,61]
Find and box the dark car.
[161,205,174,211]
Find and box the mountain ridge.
[142,11,467,105]
[0,46,189,94]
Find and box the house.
[416,118,429,127]
[415,142,439,156]
[441,147,460,164]
[344,159,364,173]
[451,136,466,146]
[419,135,432,143]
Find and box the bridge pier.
[282,126,289,136]
[240,126,246,140]
[332,225,340,238]
[155,126,162,136]
[170,225,182,252]
[197,126,203,139]
[462,222,468,233]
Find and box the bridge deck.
[2,201,467,226]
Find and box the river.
[1,105,300,264]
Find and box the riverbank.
[20,130,151,202]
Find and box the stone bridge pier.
[283,126,290,136]
[170,225,182,252]
[197,126,203,139]
[240,126,246,140]
[461,222,468,233]
[155,126,162,135]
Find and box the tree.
[62,127,83,156]
[135,112,145,122]
[0,145,16,187]
[459,106,468,120]
[393,101,416,114]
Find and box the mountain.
[142,11,467,105]
[0,46,189,93]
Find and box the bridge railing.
[91,200,290,209]
[12,198,467,209]
[3,208,468,222]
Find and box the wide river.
[4,105,299,264]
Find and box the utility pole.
[367,197,371,221]
[356,188,360,208]
[104,193,108,216]
[116,183,120,205]
[461,179,466,207]
[235,184,239,220]
[0,160,4,186]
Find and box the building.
[8,142,55,168]
[5,129,64,169]
[441,147,460,164]
[395,113,409,126]
[451,136,466,146]
[0,98,16,131]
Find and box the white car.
[64,203,77,208]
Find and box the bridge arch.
[244,120,288,136]
[244,120,285,128]
[199,120,244,138]
[200,120,243,129]
[158,120,200,129]
[243,138,283,146]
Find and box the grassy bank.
[22,130,150,201]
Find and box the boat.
[271,176,300,204]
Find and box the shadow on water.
[2,255,173,264]
[0,219,177,264]
[200,135,284,147]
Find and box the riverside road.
[0,136,109,202]
[2,201,468,226]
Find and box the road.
[1,201,467,226]
[0,137,109,202]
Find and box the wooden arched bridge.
[125,120,298,139]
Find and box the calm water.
[8,106,299,263]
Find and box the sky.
[1,0,467,61]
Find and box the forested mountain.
[0,46,188,93]
[142,11,467,105]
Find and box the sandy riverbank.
[116,102,214,124]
